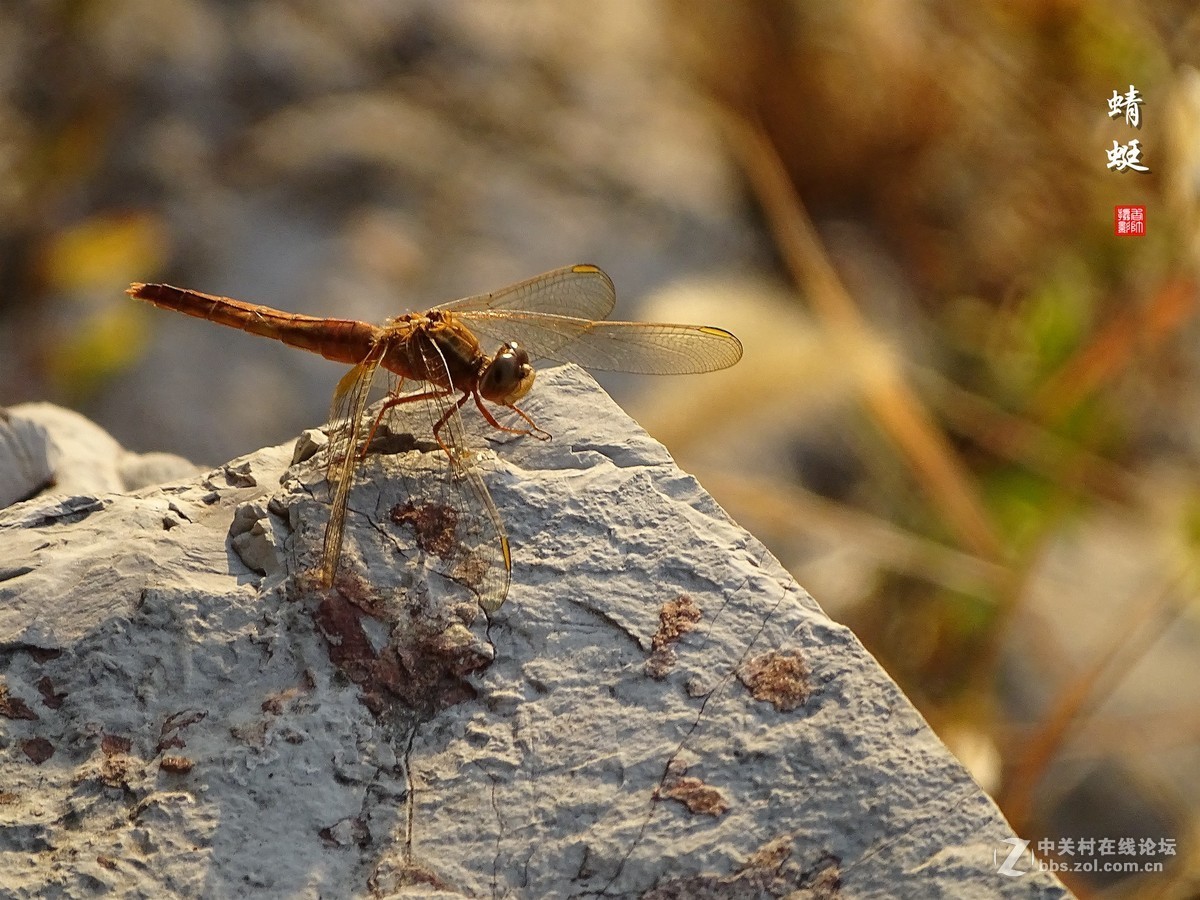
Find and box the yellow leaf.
[40,212,168,292]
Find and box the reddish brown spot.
[96,856,118,871]
[29,648,62,664]
[0,688,38,721]
[368,860,455,895]
[739,650,811,712]
[390,501,459,558]
[651,595,702,650]
[21,738,54,764]
[644,595,703,679]
[36,676,66,710]
[88,738,143,787]
[643,837,836,898]
[313,587,491,717]
[313,593,380,686]
[160,755,194,774]
[452,549,492,590]
[656,764,729,817]
[745,834,793,871]
[101,734,132,756]
[802,857,843,897]
[644,646,677,680]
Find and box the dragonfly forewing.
[433,263,617,321]
[457,312,743,374]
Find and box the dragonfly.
[128,264,742,611]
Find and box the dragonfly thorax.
[385,313,534,405]
[479,342,535,405]
[384,310,489,391]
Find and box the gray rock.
[0,407,57,508]
[0,367,1069,898]
[0,402,201,505]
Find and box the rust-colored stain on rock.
[101,734,133,756]
[390,500,460,559]
[160,755,195,774]
[643,836,841,898]
[100,754,139,787]
[313,583,492,717]
[644,594,702,679]
[261,685,309,715]
[157,709,207,753]
[651,594,702,649]
[738,650,811,712]
[655,760,729,816]
[36,676,66,710]
[0,685,38,721]
[20,737,54,764]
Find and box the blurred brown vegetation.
[1,2,1199,896]
[665,4,1200,897]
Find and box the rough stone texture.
[0,369,1069,898]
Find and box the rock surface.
[0,403,200,510]
[0,368,1068,898]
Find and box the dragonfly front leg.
[471,390,551,442]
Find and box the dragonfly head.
[480,342,535,405]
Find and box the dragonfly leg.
[472,391,552,441]
[430,391,475,456]
[362,388,454,459]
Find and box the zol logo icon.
[996,838,1031,877]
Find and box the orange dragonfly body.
[128,264,742,610]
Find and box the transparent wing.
[432,264,616,321]
[397,336,511,611]
[454,311,743,374]
[428,263,740,374]
[320,353,386,586]
[316,332,510,610]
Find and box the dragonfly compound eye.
[480,342,535,404]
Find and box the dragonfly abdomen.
[129,283,380,366]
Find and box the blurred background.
[2,2,1198,895]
